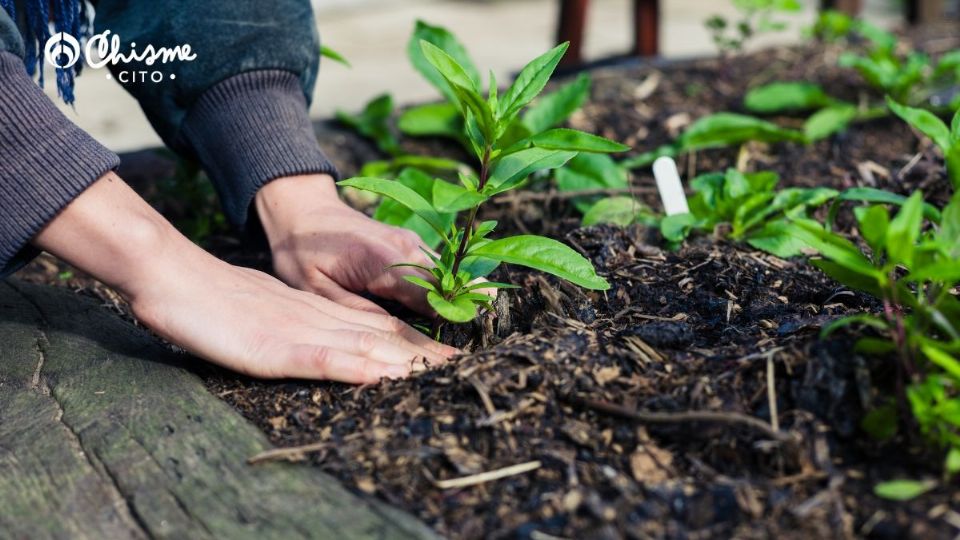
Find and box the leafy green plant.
[657,168,837,257]
[334,21,603,246]
[705,0,802,57]
[886,98,960,190]
[339,40,626,326]
[744,12,960,144]
[792,191,960,477]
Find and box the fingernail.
[442,345,460,356]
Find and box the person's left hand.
[255,174,437,315]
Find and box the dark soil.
[16,23,960,540]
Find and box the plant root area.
[17,23,960,540]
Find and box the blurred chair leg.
[558,0,589,67]
[633,0,660,57]
[819,0,863,16]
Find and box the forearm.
[31,173,201,302]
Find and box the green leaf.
[522,73,591,133]
[339,176,450,244]
[419,40,495,141]
[886,96,952,151]
[555,153,629,213]
[529,128,630,153]
[922,344,960,380]
[952,108,960,141]
[744,82,833,114]
[320,44,350,67]
[432,180,488,213]
[486,148,577,194]
[745,220,814,258]
[398,102,465,143]
[408,20,480,104]
[947,447,960,474]
[679,113,806,151]
[837,187,942,223]
[660,213,699,244]
[885,191,924,268]
[811,259,884,297]
[942,192,960,258]
[372,168,455,249]
[854,206,889,255]
[804,104,858,141]
[403,275,439,293]
[427,291,479,322]
[458,256,500,280]
[874,479,937,501]
[582,196,655,227]
[470,235,609,290]
[336,94,401,156]
[791,220,882,279]
[498,42,570,122]
[462,281,520,292]
[821,314,889,337]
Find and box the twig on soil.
[427,460,542,490]
[562,394,794,443]
[468,375,497,417]
[766,350,780,433]
[247,441,329,465]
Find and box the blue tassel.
[1,0,89,105]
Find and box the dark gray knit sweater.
[0,0,338,276]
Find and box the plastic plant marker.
[653,156,690,216]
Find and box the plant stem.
[449,146,491,281]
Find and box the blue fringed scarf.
[0,0,90,104]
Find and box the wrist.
[255,174,342,246]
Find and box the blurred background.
[44,0,940,152]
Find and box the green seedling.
[335,21,602,246]
[745,12,960,143]
[793,191,960,479]
[705,0,802,57]
[339,40,627,326]
[658,168,837,257]
[886,98,960,190]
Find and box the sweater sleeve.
[94,0,339,227]
[0,51,121,277]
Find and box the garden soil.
[17,23,960,539]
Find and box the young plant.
[657,168,837,257]
[793,192,960,479]
[886,98,960,190]
[339,41,626,325]
[744,12,960,144]
[705,0,802,57]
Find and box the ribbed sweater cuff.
[178,70,339,227]
[0,52,120,277]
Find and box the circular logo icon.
[44,32,81,69]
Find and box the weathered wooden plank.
[0,283,146,539]
[0,280,437,539]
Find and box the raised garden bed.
[14,22,960,540]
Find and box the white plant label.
[653,156,690,216]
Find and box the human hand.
[255,174,438,315]
[33,173,456,383]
